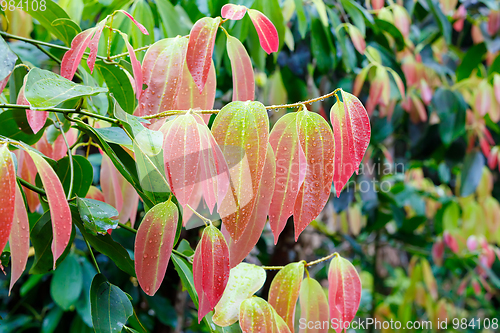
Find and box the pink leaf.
[0,144,16,254]
[299,277,330,333]
[247,9,279,54]
[119,10,150,35]
[196,119,230,213]
[175,61,217,124]
[135,200,178,296]
[60,29,94,80]
[293,110,335,240]
[330,90,371,197]
[211,101,269,242]
[226,144,275,268]
[347,25,366,54]
[268,262,304,331]
[163,114,201,208]
[139,37,188,116]
[35,128,78,161]
[9,182,30,295]
[328,255,362,333]
[87,19,107,74]
[25,148,72,268]
[268,113,306,243]
[221,4,248,20]
[17,82,47,134]
[0,73,11,93]
[85,186,106,202]
[100,154,124,214]
[226,35,255,102]
[14,150,39,212]
[120,32,143,100]
[193,224,230,322]
[187,17,221,93]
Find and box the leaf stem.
[118,222,137,234]
[108,45,151,60]
[17,177,46,196]
[186,204,211,227]
[83,236,101,274]
[172,249,192,262]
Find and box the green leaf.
[432,88,466,145]
[41,305,64,333]
[75,258,97,327]
[90,274,133,333]
[156,0,191,37]
[460,151,485,197]
[24,68,108,109]
[293,0,307,38]
[94,127,133,148]
[341,0,365,35]
[129,0,154,56]
[456,43,487,81]
[0,110,45,145]
[72,207,136,277]
[373,19,405,51]
[29,211,76,274]
[425,0,451,44]
[50,253,83,310]
[56,155,93,197]
[77,197,119,235]
[171,253,198,307]
[0,35,18,81]
[25,0,81,46]
[311,18,334,72]
[95,63,136,114]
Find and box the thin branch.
[108,45,151,60]
[83,236,101,274]
[118,222,137,234]
[305,252,338,267]
[0,104,75,112]
[186,204,211,227]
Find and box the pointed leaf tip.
[247,9,279,54]
[227,35,255,102]
[119,10,150,35]
[187,17,221,93]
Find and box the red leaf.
[268,262,304,331]
[221,4,247,20]
[163,114,201,208]
[299,277,330,333]
[60,29,94,80]
[193,224,230,322]
[347,25,366,54]
[175,60,217,124]
[247,9,279,54]
[0,144,16,254]
[0,73,11,93]
[187,17,221,93]
[25,148,72,268]
[119,10,150,35]
[211,101,269,242]
[268,113,306,243]
[87,19,106,74]
[17,82,47,134]
[120,32,143,100]
[9,183,30,295]
[14,150,39,212]
[35,128,78,161]
[330,90,370,197]
[196,119,230,213]
[294,110,334,240]
[328,255,361,333]
[226,35,255,102]
[226,144,275,268]
[135,200,178,296]
[139,37,187,116]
